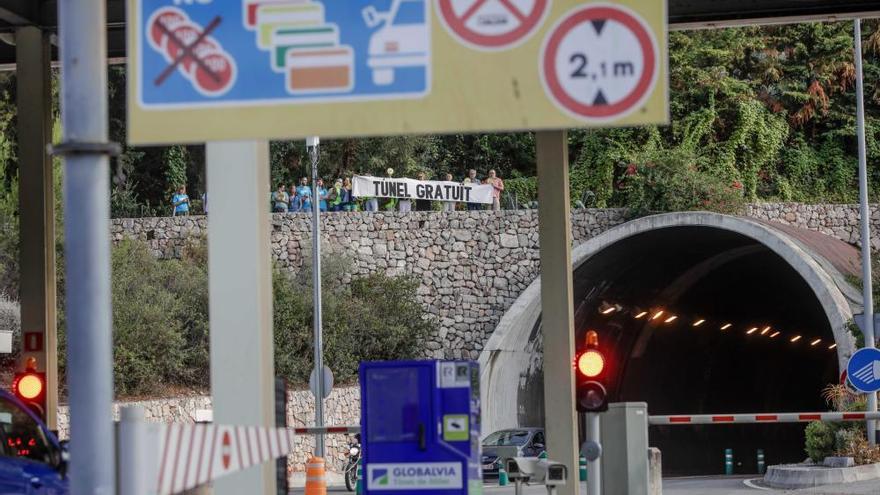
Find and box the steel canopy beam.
[0,0,37,26]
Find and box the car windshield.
[393,2,425,25]
[482,430,531,447]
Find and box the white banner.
[352,176,495,204]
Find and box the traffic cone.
[579,455,587,482]
[498,463,508,486]
[355,458,363,495]
[304,455,327,495]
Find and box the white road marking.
[743,478,773,490]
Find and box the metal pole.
[536,131,580,495]
[585,413,601,495]
[57,0,116,492]
[118,407,149,495]
[308,136,326,457]
[855,18,878,446]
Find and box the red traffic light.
[12,358,46,420]
[576,350,605,378]
[14,374,43,400]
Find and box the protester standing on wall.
[442,173,456,212]
[463,169,481,211]
[172,185,190,216]
[329,179,344,211]
[288,182,299,212]
[381,168,397,211]
[415,171,432,211]
[272,183,290,213]
[342,177,354,211]
[317,178,329,212]
[486,169,505,211]
[296,177,312,212]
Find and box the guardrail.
[648,411,880,425]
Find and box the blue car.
[0,390,67,494]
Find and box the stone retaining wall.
[112,209,629,360]
[111,204,878,359]
[56,386,360,472]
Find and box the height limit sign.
[540,4,660,122]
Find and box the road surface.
[289,476,880,494]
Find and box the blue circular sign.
[846,347,880,393]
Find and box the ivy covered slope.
[2,21,879,218]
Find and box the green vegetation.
[803,385,880,465]
[0,22,877,222]
[53,240,433,397]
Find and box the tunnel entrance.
[572,226,840,475]
[480,212,859,477]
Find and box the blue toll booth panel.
[360,360,481,494]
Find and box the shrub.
[618,148,746,214]
[274,254,434,386]
[55,239,434,397]
[804,421,835,463]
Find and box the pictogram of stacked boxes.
[244,0,354,94]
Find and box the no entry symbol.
[147,7,237,97]
[540,4,658,121]
[437,0,550,50]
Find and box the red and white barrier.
[155,423,296,494]
[293,425,359,435]
[649,411,880,425]
[118,407,299,495]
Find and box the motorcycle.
[344,434,362,492]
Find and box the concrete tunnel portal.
[479,212,862,476]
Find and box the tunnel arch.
[479,212,861,470]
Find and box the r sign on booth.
[128,0,668,144]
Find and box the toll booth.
[360,360,482,494]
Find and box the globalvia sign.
[352,176,494,204]
[367,462,463,491]
[127,0,668,145]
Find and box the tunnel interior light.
[810,338,821,346]
[760,326,771,335]
[693,319,705,327]
[634,311,648,319]
[791,335,802,343]
[828,343,837,350]
[664,315,678,323]
[770,331,781,338]
[651,311,665,321]
[721,323,732,330]
[747,327,758,335]
[600,306,616,315]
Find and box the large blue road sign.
[136,0,429,107]
[847,347,880,393]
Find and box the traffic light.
[575,330,608,412]
[13,357,46,420]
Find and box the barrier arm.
[649,411,880,425]
[118,407,298,495]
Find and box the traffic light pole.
[584,413,601,495]
[854,18,878,446]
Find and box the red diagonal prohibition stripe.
[497,0,527,22]
[460,0,489,23]
[154,16,223,87]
